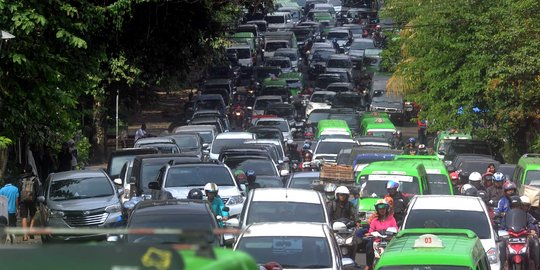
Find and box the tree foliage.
[383,0,540,155]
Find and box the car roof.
[411,195,484,212]
[256,117,286,122]
[227,45,251,50]
[51,170,107,181]
[243,222,327,237]
[255,95,283,100]
[318,138,356,143]
[328,82,352,87]
[135,137,175,144]
[267,12,290,16]
[134,153,201,163]
[133,199,210,214]
[328,55,351,60]
[252,188,322,204]
[248,126,282,132]
[292,171,321,178]
[109,148,158,157]
[312,91,336,95]
[215,132,255,139]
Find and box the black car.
[369,94,405,126]
[264,103,297,125]
[124,199,223,245]
[444,140,496,165]
[331,91,366,112]
[107,148,158,180]
[328,109,360,134]
[315,73,343,90]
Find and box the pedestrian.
[57,142,72,172]
[134,124,147,142]
[417,119,428,145]
[19,164,41,241]
[68,139,78,170]
[0,177,19,227]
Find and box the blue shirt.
[496,196,510,215]
[0,184,19,214]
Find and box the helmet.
[450,171,459,181]
[324,183,337,193]
[234,169,247,181]
[521,196,531,206]
[408,137,416,144]
[386,180,399,189]
[503,181,517,191]
[461,184,478,196]
[509,195,522,208]
[396,130,402,135]
[375,199,390,210]
[418,144,426,150]
[483,173,493,182]
[303,142,311,150]
[187,188,203,200]
[468,172,482,182]
[246,170,256,182]
[493,172,506,182]
[335,186,350,197]
[204,183,219,193]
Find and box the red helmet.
[265,262,283,270]
[503,181,517,191]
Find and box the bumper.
[46,212,125,241]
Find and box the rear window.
[359,176,420,196]
[426,174,452,195]
[447,143,492,157]
[165,166,234,187]
[525,170,540,186]
[404,209,491,239]
[246,202,325,224]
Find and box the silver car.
[38,170,125,242]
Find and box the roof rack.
[523,153,540,158]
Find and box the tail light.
[367,132,373,136]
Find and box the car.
[173,124,218,151]
[244,139,288,165]
[402,195,501,270]
[106,148,157,180]
[363,48,383,74]
[444,140,496,166]
[253,66,282,85]
[265,56,293,74]
[433,130,472,159]
[290,26,315,52]
[369,94,405,125]
[274,48,301,71]
[219,146,278,167]
[328,108,360,133]
[341,24,364,38]
[326,28,353,52]
[252,95,283,115]
[354,136,392,148]
[209,132,256,160]
[306,108,333,126]
[264,103,298,127]
[252,175,284,188]
[227,188,329,228]
[263,39,291,59]
[514,153,540,190]
[37,170,125,242]
[190,109,231,131]
[202,79,235,103]
[264,12,294,31]
[326,82,353,93]
[498,164,516,181]
[189,116,227,133]
[223,155,281,178]
[315,73,343,90]
[246,20,268,34]
[233,222,355,269]
[285,171,321,189]
[148,162,246,216]
[254,117,293,142]
[165,133,204,159]
[123,199,223,245]
[133,137,180,153]
[247,126,285,142]
[313,137,359,163]
[305,91,336,117]
[347,38,376,66]
[309,48,337,78]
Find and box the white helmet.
[204,183,219,193]
[324,183,337,193]
[521,196,531,205]
[469,172,482,182]
[335,186,350,197]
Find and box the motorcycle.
[369,227,398,267]
[499,209,535,270]
[332,218,357,260]
[230,105,246,130]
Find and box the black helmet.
[461,184,478,197]
[509,195,522,208]
[187,188,203,200]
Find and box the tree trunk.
[92,96,107,163]
[0,148,8,179]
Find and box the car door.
[38,175,52,226]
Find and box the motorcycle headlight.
[49,210,64,218]
[487,247,498,264]
[336,235,345,245]
[105,204,122,213]
[226,195,244,205]
[235,112,241,116]
[345,236,354,245]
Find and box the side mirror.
[280,169,290,177]
[290,128,297,132]
[225,218,240,228]
[202,143,209,149]
[224,233,235,246]
[37,196,45,203]
[113,178,123,186]
[117,188,125,196]
[148,181,160,190]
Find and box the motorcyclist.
[323,183,338,203]
[450,171,461,195]
[486,163,497,175]
[392,131,404,150]
[372,25,386,48]
[416,144,428,155]
[204,183,228,227]
[327,186,358,222]
[287,142,301,165]
[234,169,247,185]
[384,181,409,226]
[460,184,479,197]
[468,172,485,191]
[482,173,494,189]
[404,138,416,155]
[187,188,204,200]
[495,181,517,216]
[365,200,397,270]
[245,170,261,193]
[486,172,505,206]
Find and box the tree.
[382,0,540,158]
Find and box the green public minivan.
[434,130,472,159]
[514,153,540,190]
[394,155,454,195]
[359,116,397,139]
[355,160,429,224]
[375,228,490,270]
[316,119,352,139]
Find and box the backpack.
[21,176,36,202]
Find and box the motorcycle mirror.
[386,227,398,234]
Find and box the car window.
[256,120,289,132]
[172,136,199,148]
[265,16,285,24]
[327,59,352,69]
[237,236,331,268]
[350,41,375,50]
[265,42,288,52]
[525,171,540,185]
[246,201,325,224]
[426,174,452,195]
[224,158,277,176]
[359,176,420,197]
[327,32,349,40]
[252,130,282,140]
[254,99,280,111]
[211,138,251,154]
[404,209,491,239]
[308,112,331,122]
[315,141,356,155]
[310,93,334,103]
[266,60,291,68]
[110,155,135,177]
[165,166,234,187]
[289,176,320,189]
[195,131,214,144]
[49,177,114,201]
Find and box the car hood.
[348,49,365,56]
[311,61,327,67]
[47,195,118,211]
[164,185,241,199]
[325,67,350,73]
[309,102,332,109]
[238,59,253,67]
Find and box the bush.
[76,136,92,169]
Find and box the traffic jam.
[4,0,540,270]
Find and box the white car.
[264,12,293,31]
[254,117,293,142]
[313,138,359,163]
[226,188,329,229]
[252,95,283,115]
[402,195,501,270]
[209,132,256,160]
[234,222,355,270]
[305,91,336,117]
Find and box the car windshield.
[255,69,281,79]
[327,59,352,69]
[525,171,540,186]
[329,114,358,128]
[109,156,135,177]
[265,107,294,118]
[312,50,335,62]
[291,29,310,40]
[327,32,349,40]
[211,138,251,154]
[404,209,491,239]
[316,141,356,155]
[438,139,453,153]
[310,93,334,103]
[256,120,289,132]
[308,112,331,122]
[316,76,341,89]
[227,48,251,59]
[224,158,277,176]
[426,174,452,195]
[333,95,365,108]
[139,144,179,154]
[254,99,280,111]
[172,136,199,148]
[266,60,291,68]
[49,177,114,201]
[447,143,492,157]
[246,202,325,224]
[265,42,288,52]
[142,162,169,190]
[127,213,216,244]
[265,16,285,24]
[289,176,320,189]
[359,176,420,197]
[252,130,282,140]
[286,79,302,89]
[257,177,284,188]
[237,236,332,268]
[195,100,224,110]
[350,41,375,50]
[165,166,234,187]
[196,131,213,144]
[275,52,298,61]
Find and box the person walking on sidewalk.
[19,164,41,241]
[0,177,19,227]
[135,124,148,142]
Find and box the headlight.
[444,160,452,166]
[336,235,345,245]
[227,195,244,205]
[235,112,241,116]
[345,236,354,245]
[49,210,64,218]
[105,204,122,213]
